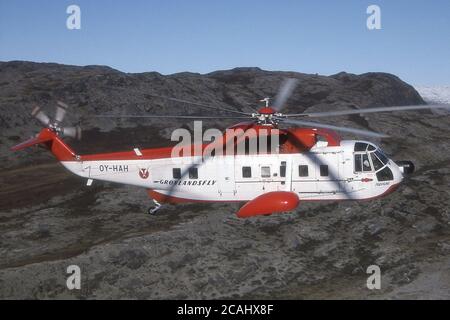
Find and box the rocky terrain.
[0,61,449,299]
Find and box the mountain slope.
[0,61,425,166]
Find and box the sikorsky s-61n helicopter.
[11,79,449,218]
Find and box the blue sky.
[0,0,449,85]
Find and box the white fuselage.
[61,140,404,202]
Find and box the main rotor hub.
[258,107,276,115]
[253,106,282,125]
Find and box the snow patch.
[415,86,450,104]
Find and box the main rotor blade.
[273,78,298,111]
[61,126,82,140]
[145,93,252,116]
[31,106,51,126]
[285,104,450,118]
[280,118,389,138]
[55,101,69,123]
[95,114,250,120]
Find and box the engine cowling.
[237,191,300,218]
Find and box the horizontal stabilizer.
[10,135,53,151]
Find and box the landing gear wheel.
[147,200,162,214]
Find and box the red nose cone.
[258,107,276,115]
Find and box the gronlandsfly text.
[154,179,217,186]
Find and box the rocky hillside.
[0,61,424,166]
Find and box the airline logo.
[139,168,149,179]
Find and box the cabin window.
[376,167,394,181]
[320,165,329,176]
[362,154,372,172]
[261,166,271,178]
[280,161,286,178]
[242,166,252,178]
[173,168,181,179]
[354,154,362,172]
[298,165,309,177]
[188,167,198,179]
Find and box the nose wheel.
[148,199,162,214]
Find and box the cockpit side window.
[362,154,372,171]
[377,166,394,181]
[354,154,362,172]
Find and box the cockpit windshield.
[354,142,368,152]
[370,152,384,171]
[353,142,390,173]
[375,150,388,165]
[354,142,377,152]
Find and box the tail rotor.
[55,101,69,123]
[61,125,82,140]
[31,101,82,140]
[31,105,51,126]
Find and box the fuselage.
[61,139,404,203]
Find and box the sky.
[0,0,449,85]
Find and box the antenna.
[260,97,271,107]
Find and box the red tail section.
[11,128,77,161]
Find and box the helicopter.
[11,79,449,218]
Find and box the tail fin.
[11,128,77,161]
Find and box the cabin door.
[256,157,292,192]
[217,156,236,196]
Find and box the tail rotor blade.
[55,101,69,123]
[61,126,82,140]
[31,106,51,126]
[273,78,298,111]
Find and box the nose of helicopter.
[395,160,415,176]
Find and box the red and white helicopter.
[11,79,449,218]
